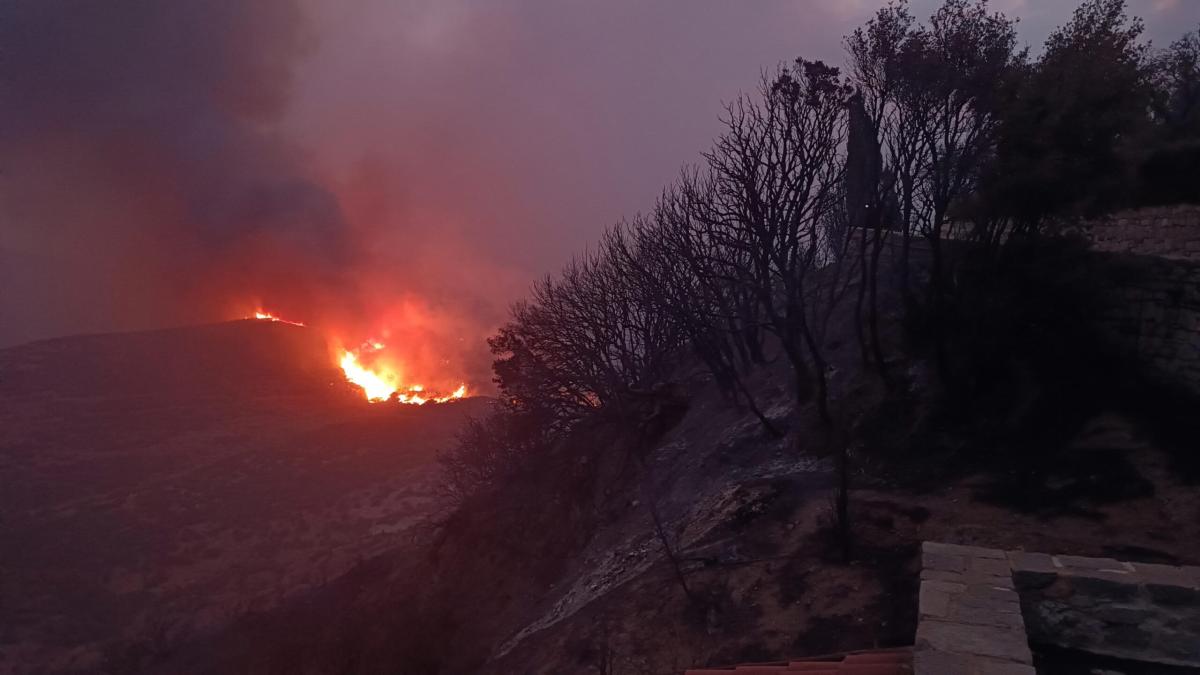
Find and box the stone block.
[925,567,1012,587]
[1009,551,1059,591]
[1008,551,1056,573]
[971,556,1014,579]
[1097,604,1152,626]
[1066,570,1139,601]
[962,584,1022,604]
[924,579,967,595]
[917,619,1032,663]
[921,568,967,584]
[947,604,1026,630]
[1106,622,1154,650]
[1154,629,1200,661]
[1012,568,1057,591]
[1022,600,1096,646]
[953,591,1023,614]
[924,541,1007,559]
[1147,583,1200,607]
[920,583,952,620]
[1135,562,1200,589]
[975,661,1038,675]
[913,650,971,675]
[1177,611,1200,633]
[924,552,967,574]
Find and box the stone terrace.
[915,541,1200,673]
[915,542,1034,674]
[681,541,1200,675]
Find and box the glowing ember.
[338,340,467,404]
[249,309,305,326]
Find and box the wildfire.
[242,306,467,404]
[249,309,305,326]
[337,340,468,404]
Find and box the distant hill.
[0,321,489,674]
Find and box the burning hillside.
[337,341,468,403]
[246,308,469,404]
[252,309,306,326]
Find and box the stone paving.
[914,542,1035,675]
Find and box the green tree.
[988,0,1152,224]
[1151,27,1200,141]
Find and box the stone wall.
[876,207,1200,396]
[914,542,1200,674]
[1092,252,1200,397]
[1061,205,1200,396]
[1072,205,1200,261]
[1011,551,1200,668]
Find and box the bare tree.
[889,0,1021,378]
[694,60,850,423]
[490,239,685,429]
[613,188,783,436]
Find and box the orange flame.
[241,306,467,405]
[248,309,306,326]
[337,340,468,404]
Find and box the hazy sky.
[2,0,1198,350]
[284,0,1198,267]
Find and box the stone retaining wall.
[1092,252,1200,397]
[871,208,1200,395]
[914,542,1200,674]
[1073,205,1200,261]
[1011,551,1200,668]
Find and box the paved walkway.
[914,542,1035,674]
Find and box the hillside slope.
[0,321,487,674]
[177,327,1200,674]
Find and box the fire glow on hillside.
[247,310,468,404]
[252,310,306,326]
[337,339,467,404]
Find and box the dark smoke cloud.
[2,0,1197,358]
[0,0,350,346]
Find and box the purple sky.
[2,0,1198,350]
[284,0,1199,271]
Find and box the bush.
[437,407,550,506]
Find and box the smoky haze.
[2,0,1197,374]
[0,1,357,342]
